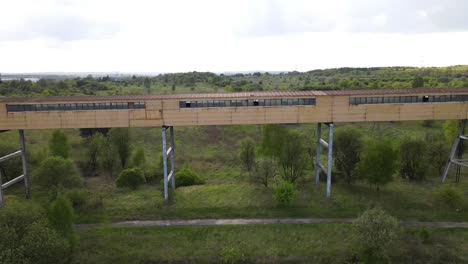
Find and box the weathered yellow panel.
[366,105,401,121]
[162,100,179,110]
[130,119,162,127]
[434,103,467,120]
[129,110,146,120]
[146,101,162,111]
[1,92,468,129]
[146,110,162,119]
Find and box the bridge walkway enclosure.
[1,88,468,129]
[1,87,468,203]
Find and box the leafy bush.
[143,162,162,184]
[65,189,89,210]
[353,206,400,262]
[274,181,296,206]
[22,222,71,264]
[399,138,426,181]
[334,127,364,184]
[48,194,76,250]
[417,227,431,244]
[34,156,82,189]
[220,245,245,264]
[0,203,71,264]
[433,186,464,209]
[115,168,146,189]
[358,139,398,191]
[131,147,146,168]
[49,130,71,159]
[252,158,276,187]
[238,137,256,173]
[175,168,204,188]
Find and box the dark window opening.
[185,101,191,108]
[422,96,429,102]
[253,100,259,106]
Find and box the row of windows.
[350,94,468,105]
[179,98,316,108]
[7,102,145,112]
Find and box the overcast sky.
[1,0,468,73]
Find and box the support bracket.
[0,130,30,207]
[442,119,467,183]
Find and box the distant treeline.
[1,66,468,97]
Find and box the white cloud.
[0,0,467,72]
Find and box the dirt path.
[76,218,468,230]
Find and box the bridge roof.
[1,87,468,103]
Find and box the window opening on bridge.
[350,94,468,105]
[179,97,316,108]
[6,102,145,112]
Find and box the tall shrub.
[34,156,82,189]
[48,194,76,250]
[49,130,71,159]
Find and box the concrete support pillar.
[19,130,30,199]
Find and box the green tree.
[109,128,131,169]
[359,139,398,191]
[412,75,424,88]
[99,137,117,177]
[253,158,276,187]
[34,156,82,189]
[143,77,151,94]
[278,131,308,183]
[258,124,287,158]
[47,194,76,250]
[132,147,146,168]
[443,120,460,142]
[85,132,105,175]
[425,132,451,177]
[399,138,427,181]
[0,203,70,264]
[334,128,364,184]
[49,130,71,158]
[353,206,400,262]
[238,137,256,174]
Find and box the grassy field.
[2,121,468,224]
[75,224,468,263]
[2,120,468,263]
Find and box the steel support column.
[326,124,334,199]
[442,119,467,182]
[315,123,334,199]
[315,123,322,186]
[0,171,3,207]
[19,130,30,198]
[162,126,175,202]
[170,126,175,190]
